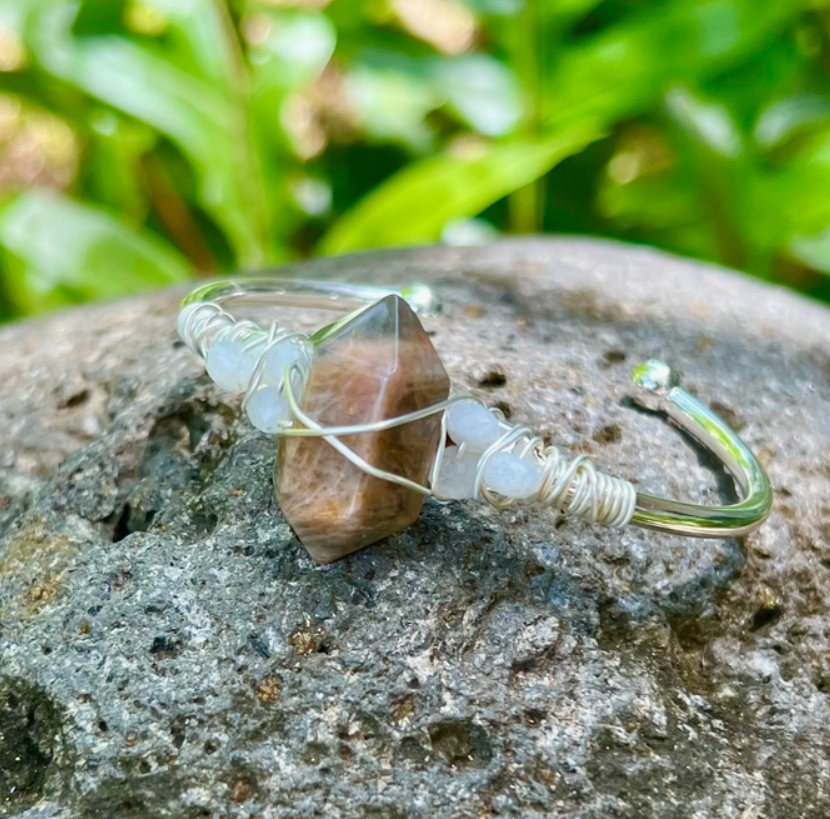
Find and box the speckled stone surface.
[1,238,829,819]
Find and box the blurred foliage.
[1,0,830,320]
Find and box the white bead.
[434,445,480,500]
[246,386,290,434]
[260,340,303,387]
[446,399,501,451]
[483,452,542,499]
[206,340,256,393]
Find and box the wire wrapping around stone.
[178,302,262,358]
[469,411,637,527]
[178,301,312,417]
[179,301,637,529]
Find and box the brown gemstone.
[275,295,450,563]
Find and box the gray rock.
[1,238,829,818]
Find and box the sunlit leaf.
[140,0,237,85]
[748,132,830,247]
[789,227,830,276]
[345,64,440,151]
[433,54,522,137]
[248,11,336,95]
[391,0,476,55]
[2,0,828,314]
[0,191,191,313]
[754,93,830,152]
[320,124,603,253]
[666,86,743,158]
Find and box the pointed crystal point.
[276,295,450,562]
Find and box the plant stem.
[509,0,544,234]
[213,0,271,267]
[142,154,217,275]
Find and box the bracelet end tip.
[630,359,679,411]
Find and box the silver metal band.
[180,278,772,540]
[183,278,442,317]
[629,360,772,537]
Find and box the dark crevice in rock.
[477,369,507,387]
[396,735,429,766]
[150,635,184,658]
[110,502,157,543]
[600,349,627,368]
[186,506,219,537]
[494,399,512,418]
[57,388,90,410]
[427,718,493,768]
[247,633,271,659]
[42,386,238,540]
[146,409,205,463]
[593,423,622,445]
[0,483,36,540]
[510,642,560,676]
[0,677,72,814]
[750,602,783,632]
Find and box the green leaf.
[747,132,830,249]
[432,54,522,138]
[666,86,743,158]
[71,0,128,36]
[458,0,521,15]
[344,63,440,151]
[319,124,603,254]
[546,0,603,22]
[83,110,158,218]
[248,11,336,96]
[753,93,830,152]
[140,0,238,85]
[12,0,269,265]
[544,0,805,130]
[789,227,830,276]
[247,11,336,255]
[0,191,191,313]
